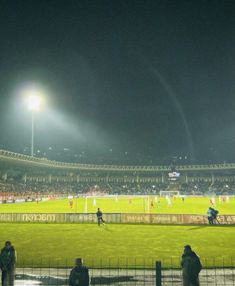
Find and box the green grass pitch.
[0,195,235,214]
[1,196,235,268]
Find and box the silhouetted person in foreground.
[96,208,105,226]
[181,245,202,286]
[69,258,89,286]
[0,241,16,286]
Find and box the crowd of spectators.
[0,179,168,201]
[1,176,235,202]
[179,181,235,196]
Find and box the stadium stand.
[1,149,235,200]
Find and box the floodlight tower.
[27,93,41,157]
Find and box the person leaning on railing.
[69,258,89,286]
[0,240,16,286]
[181,245,202,286]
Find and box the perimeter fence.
[13,257,235,285]
[1,212,235,224]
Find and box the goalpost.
[83,194,152,213]
[159,190,180,197]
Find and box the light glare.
[27,94,41,111]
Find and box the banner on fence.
[0,213,234,224]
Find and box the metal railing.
[2,148,235,172]
[11,257,235,285]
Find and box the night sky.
[0,0,235,165]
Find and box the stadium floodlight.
[27,92,42,157]
[27,93,41,111]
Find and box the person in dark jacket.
[207,207,214,224]
[181,245,202,286]
[69,258,89,286]
[0,241,16,286]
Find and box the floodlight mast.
[27,94,41,157]
[31,111,34,157]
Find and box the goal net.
[83,195,153,213]
[159,190,180,197]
